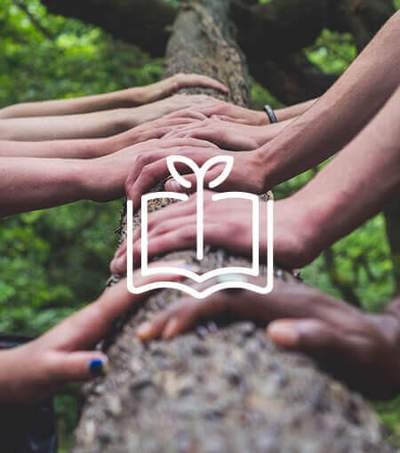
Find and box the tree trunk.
[73,1,391,451]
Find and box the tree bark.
[73,1,392,452]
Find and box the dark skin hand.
[136,279,400,400]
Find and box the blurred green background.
[0,0,399,450]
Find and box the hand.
[136,279,400,399]
[133,73,229,104]
[0,262,184,403]
[165,117,291,150]
[111,113,204,151]
[166,99,267,126]
[124,141,269,208]
[133,95,216,125]
[110,193,313,274]
[85,137,220,202]
[164,117,262,150]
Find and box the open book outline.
[127,155,274,299]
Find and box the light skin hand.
[124,143,269,209]
[0,95,213,142]
[0,264,184,404]
[133,73,229,105]
[0,138,218,217]
[0,115,203,159]
[136,279,400,400]
[86,137,223,204]
[170,99,269,126]
[110,191,311,275]
[258,11,400,187]
[0,73,228,119]
[164,117,291,150]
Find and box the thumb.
[48,351,109,384]
[165,174,196,193]
[164,167,225,193]
[266,319,339,352]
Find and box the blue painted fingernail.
[89,358,104,377]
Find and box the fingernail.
[111,256,124,273]
[165,180,180,192]
[267,323,299,347]
[137,322,153,340]
[163,318,179,339]
[89,358,108,377]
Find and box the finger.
[127,149,218,206]
[145,197,197,235]
[164,166,224,193]
[165,109,208,121]
[133,222,222,262]
[43,262,186,350]
[110,240,127,274]
[267,319,340,350]
[177,74,229,94]
[146,214,197,243]
[211,115,249,124]
[47,351,109,384]
[266,317,372,358]
[159,137,219,149]
[137,295,229,341]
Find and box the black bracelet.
[264,104,278,124]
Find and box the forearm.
[254,119,292,146]
[275,98,317,122]
[259,11,400,187]
[0,137,119,159]
[0,108,135,141]
[0,157,90,216]
[293,86,400,257]
[0,87,143,119]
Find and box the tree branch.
[41,0,177,57]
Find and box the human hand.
[0,263,184,403]
[124,141,269,208]
[111,113,204,151]
[164,117,262,150]
[166,99,267,126]
[165,117,291,150]
[132,73,229,104]
[133,95,216,125]
[85,137,219,202]
[136,279,400,399]
[110,193,312,274]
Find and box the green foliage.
[306,29,356,75]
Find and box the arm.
[122,87,400,273]
[0,113,203,158]
[0,157,90,217]
[164,117,292,150]
[258,11,400,187]
[137,280,400,399]
[0,269,182,403]
[288,84,400,263]
[0,137,218,217]
[0,95,213,141]
[0,73,228,118]
[275,98,317,122]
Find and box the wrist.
[125,87,148,106]
[81,156,125,202]
[254,146,282,190]
[274,197,323,268]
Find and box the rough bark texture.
[73,1,392,452]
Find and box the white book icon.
[127,155,274,299]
